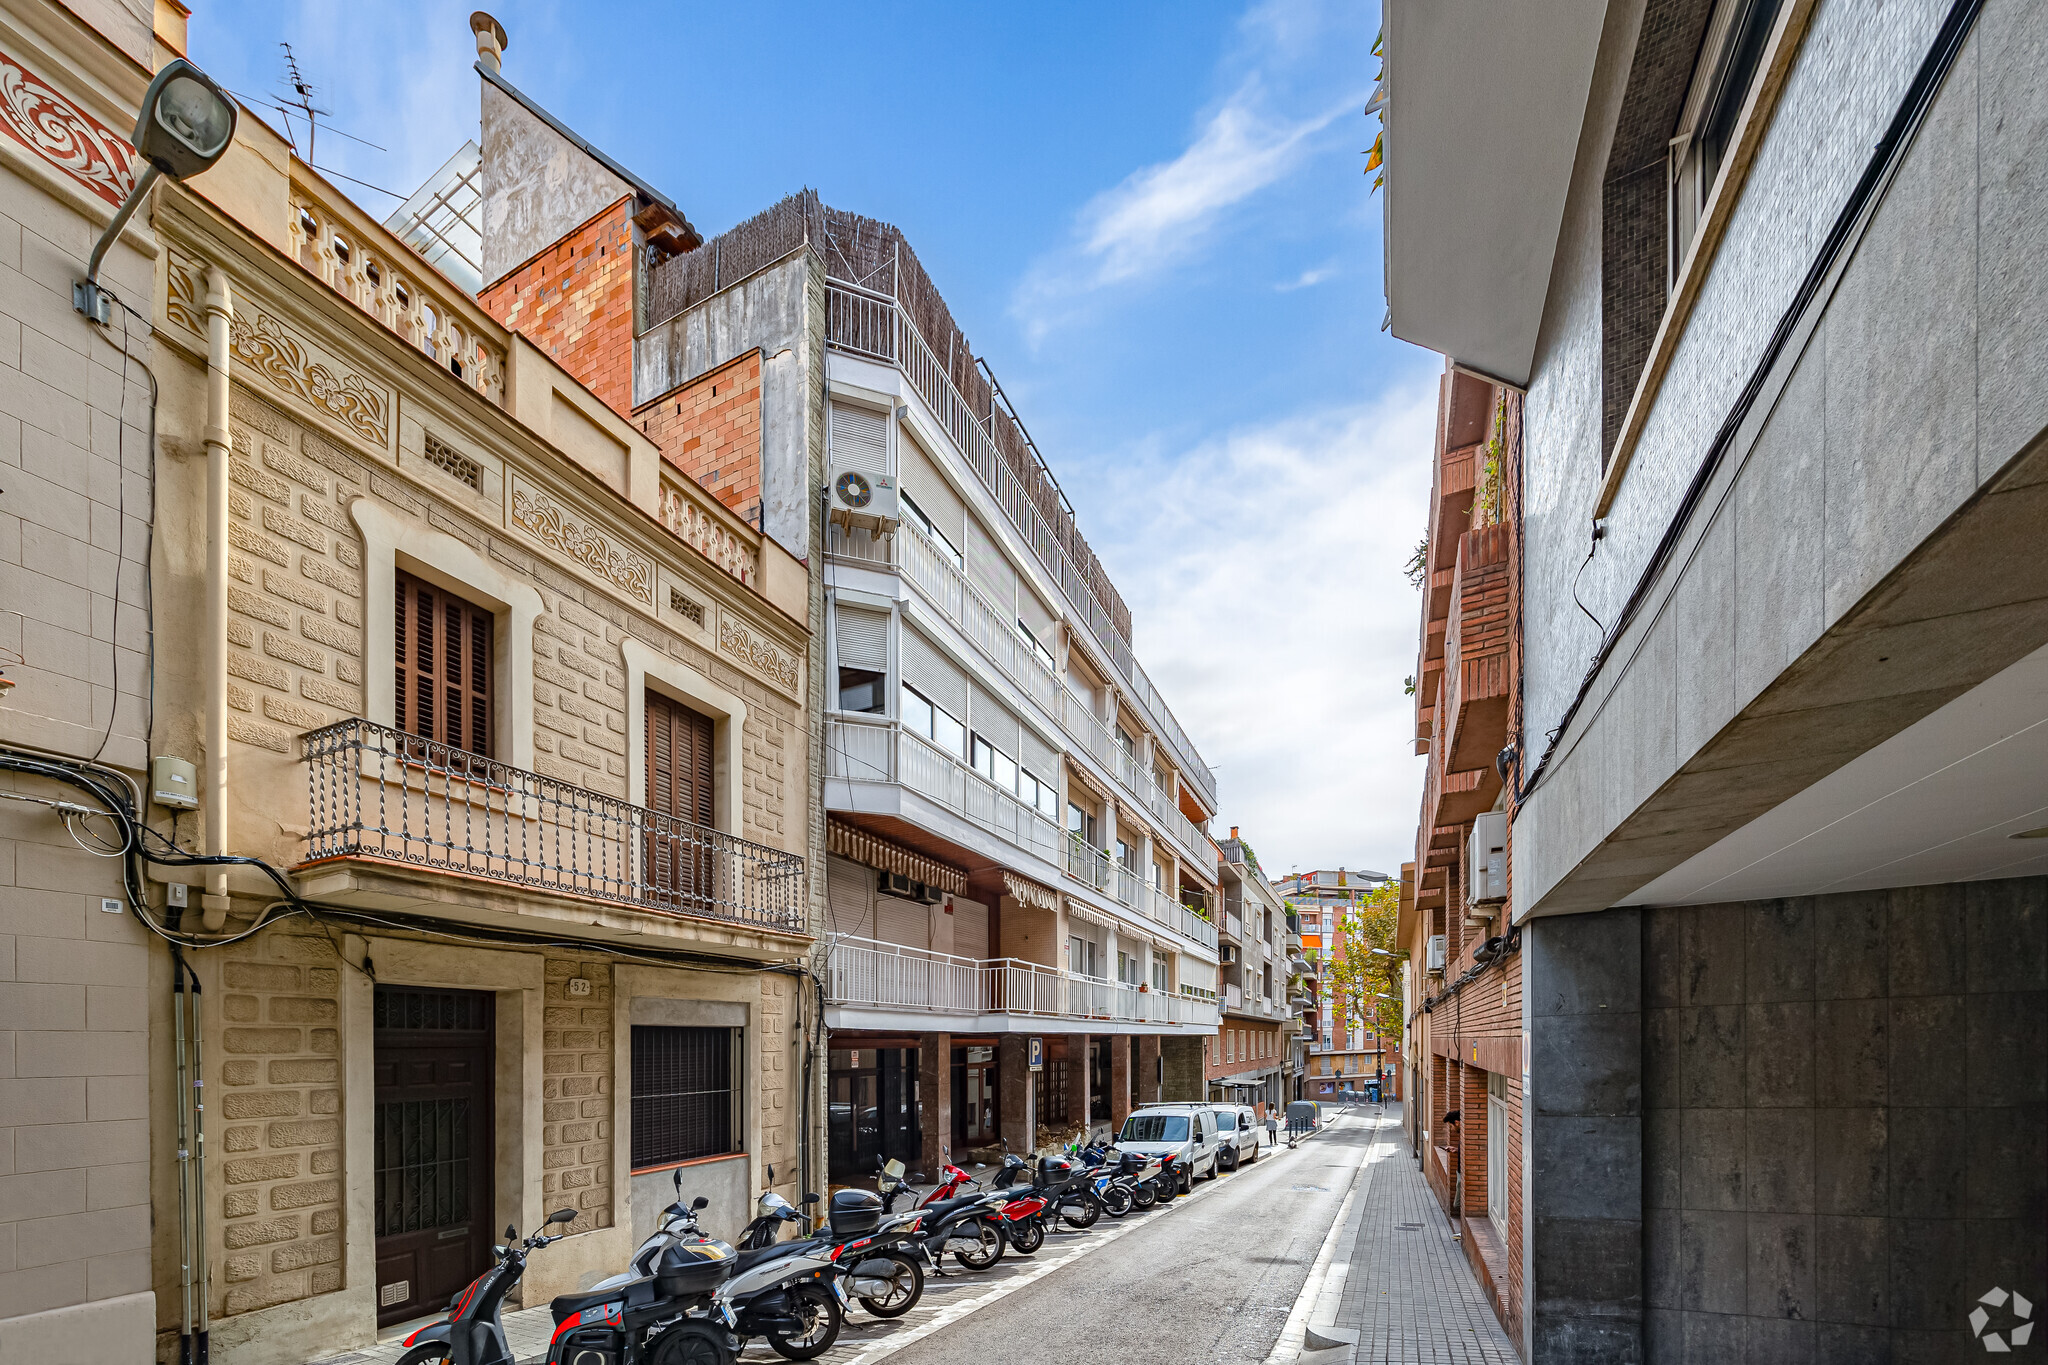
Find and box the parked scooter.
[741,1187,928,1320]
[987,1152,1098,1253]
[879,1162,1012,1270]
[393,1207,737,1365]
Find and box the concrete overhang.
[1383,0,1609,386]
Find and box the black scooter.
[392,1207,738,1365]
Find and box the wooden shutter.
[393,569,493,757]
[646,692,715,827]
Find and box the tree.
[1325,880,1403,1044]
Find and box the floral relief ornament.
[510,479,655,606]
[0,50,138,208]
[228,308,389,446]
[718,616,799,693]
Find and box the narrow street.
[859,1119,1373,1365]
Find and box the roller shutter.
[1179,956,1217,992]
[830,401,888,477]
[834,604,890,672]
[969,683,1020,757]
[874,888,930,951]
[899,431,966,546]
[901,627,967,721]
[964,516,1017,616]
[952,896,989,961]
[1017,583,1056,652]
[1019,726,1058,787]
[827,855,876,938]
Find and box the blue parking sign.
[1028,1037,1043,1071]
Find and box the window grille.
[422,430,482,490]
[394,570,493,757]
[632,1025,739,1168]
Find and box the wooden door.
[372,987,494,1328]
[645,692,716,910]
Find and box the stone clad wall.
[542,957,614,1233]
[214,923,347,1316]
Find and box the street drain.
[1397,1222,1424,1231]
[1289,1184,1331,1192]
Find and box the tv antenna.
[277,43,329,162]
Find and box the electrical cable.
[81,283,160,764]
[1519,0,1985,805]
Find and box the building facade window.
[1668,0,1787,285]
[901,683,965,757]
[393,569,493,757]
[1486,1069,1508,1234]
[834,604,889,714]
[631,1025,741,1169]
[1067,801,1099,848]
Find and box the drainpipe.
[201,268,232,931]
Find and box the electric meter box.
[152,755,199,810]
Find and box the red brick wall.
[634,350,763,520]
[1203,1019,1287,1082]
[478,197,637,415]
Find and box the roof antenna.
[278,43,328,162]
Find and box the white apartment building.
[813,212,1225,1173]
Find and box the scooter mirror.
[911,1172,928,1183]
[506,1223,517,1240]
[802,1193,820,1204]
[550,1207,577,1224]
[690,1196,709,1211]
[673,1168,683,1192]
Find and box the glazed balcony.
[297,719,806,937]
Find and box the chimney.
[1230,826,1239,839]
[470,11,507,71]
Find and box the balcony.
[819,272,1214,811]
[832,520,1215,874]
[826,935,1220,1031]
[298,718,806,936]
[827,717,1063,866]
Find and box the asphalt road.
[858,1119,1374,1365]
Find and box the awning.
[828,818,965,894]
[1002,872,1059,912]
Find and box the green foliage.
[1404,536,1428,590]
[1324,881,1404,1041]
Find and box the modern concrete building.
[1384,0,2048,1356]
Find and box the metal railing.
[301,719,806,932]
[826,718,1064,866]
[822,280,1215,809]
[827,935,1220,1027]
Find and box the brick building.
[1274,868,1404,1103]
[1397,365,1525,1340]
[1203,833,1292,1114]
[1383,0,2048,1357]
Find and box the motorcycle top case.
[828,1188,884,1237]
[654,1234,737,1297]
[1117,1150,1149,1175]
[1036,1156,1073,1178]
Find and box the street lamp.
[76,57,237,323]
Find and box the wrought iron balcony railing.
[301,718,806,933]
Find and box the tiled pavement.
[1331,1104,1518,1365]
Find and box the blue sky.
[188,0,1438,879]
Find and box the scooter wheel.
[653,1322,735,1365]
[393,1348,450,1365]
[1102,1185,1133,1217]
[856,1250,924,1318]
[1009,1218,1044,1254]
[766,1282,842,1361]
[1131,1182,1157,1210]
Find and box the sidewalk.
[1312,1103,1518,1365]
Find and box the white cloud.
[1081,379,1437,879]
[1276,264,1339,291]
[1013,74,1360,338]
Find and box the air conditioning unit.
[1219,943,1239,964]
[878,871,939,905]
[829,462,899,532]
[1467,811,1508,906]
[1427,935,1447,974]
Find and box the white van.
[1115,1104,1223,1191]
[1213,1105,1260,1169]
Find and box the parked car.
[1115,1104,1222,1190]
[1213,1105,1260,1170]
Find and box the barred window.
[631,1025,740,1169]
